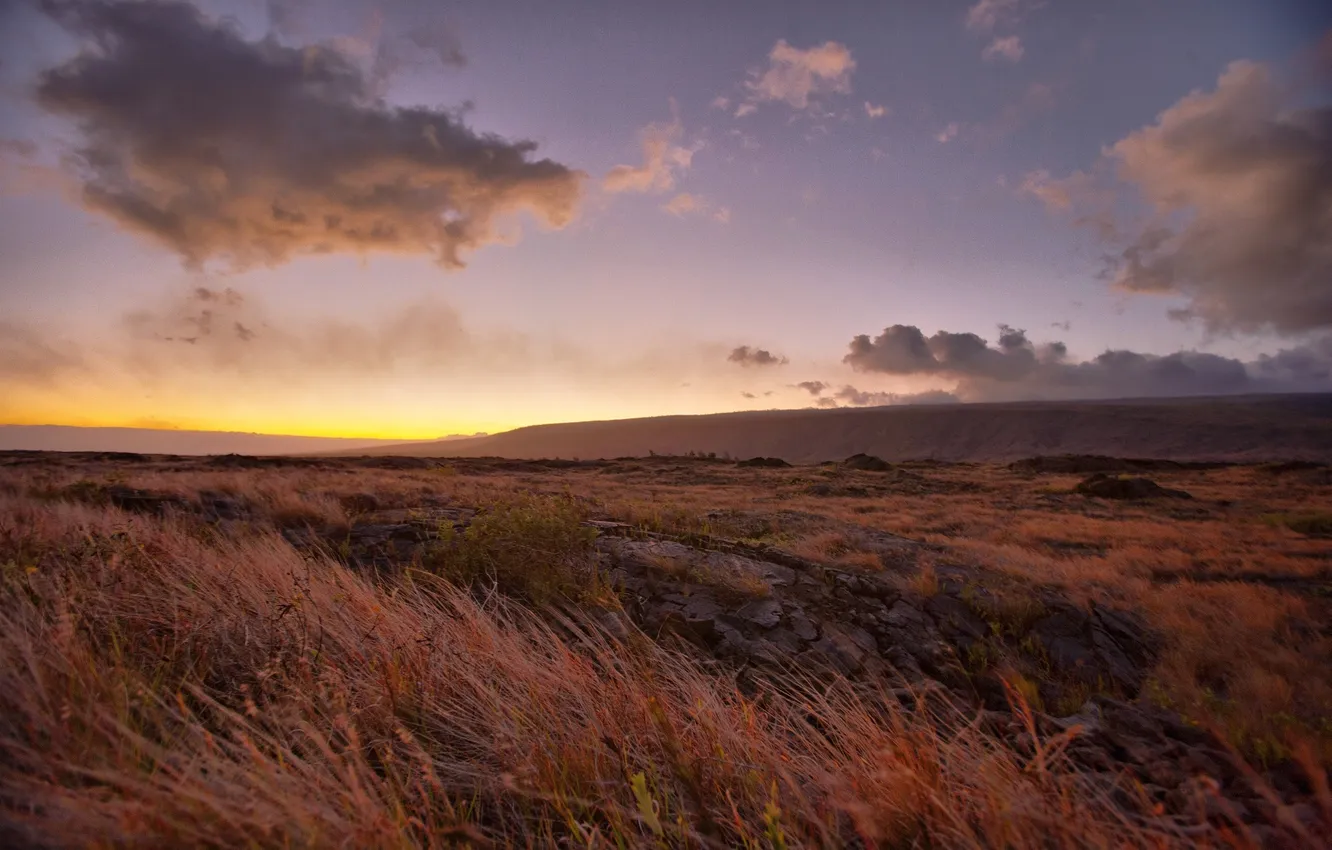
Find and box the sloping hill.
[328,394,1332,463]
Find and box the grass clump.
[1262,511,1332,537]
[425,493,609,604]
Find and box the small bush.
[1263,512,1332,537]
[425,494,607,603]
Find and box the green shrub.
[424,494,608,604]
[1262,512,1332,536]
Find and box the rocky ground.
[6,450,1330,845]
[259,493,1323,841]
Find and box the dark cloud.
[794,380,828,395]
[844,323,1056,381]
[728,345,788,367]
[1251,335,1332,388]
[841,321,1332,401]
[844,325,936,374]
[741,391,757,399]
[1029,60,1332,334]
[34,0,582,270]
[1015,349,1251,399]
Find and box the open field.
[2,450,1330,847]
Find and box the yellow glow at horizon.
[0,371,799,440]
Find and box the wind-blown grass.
[0,496,1236,848]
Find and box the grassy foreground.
[1,454,1329,847]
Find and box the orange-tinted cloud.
[1027,58,1332,333]
[603,103,700,194]
[739,40,856,114]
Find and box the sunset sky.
[1,0,1330,438]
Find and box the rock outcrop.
[1075,473,1193,500]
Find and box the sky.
[0,0,1329,439]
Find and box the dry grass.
[1,453,1330,846]
[0,494,1216,848]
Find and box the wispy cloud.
[964,0,1022,33]
[736,40,856,115]
[661,192,731,223]
[603,101,701,194]
[864,101,888,118]
[982,35,1024,63]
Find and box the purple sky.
[1,0,1329,437]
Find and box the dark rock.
[105,485,188,516]
[585,520,633,531]
[339,493,380,514]
[1011,455,1228,475]
[879,601,949,671]
[805,482,870,497]
[650,609,719,647]
[1259,460,1326,475]
[1075,473,1192,500]
[206,454,319,469]
[843,453,893,471]
[788,610,819,641]
[763,628,807,654]
[197,490,246,521]
[805,625,876,676]
[737,456,792,468]
[882,599,931,631]
[357,456,432,470]
[680,596,724,621]
[350,523,431,544]
[926,594,990,642]
[736,597,783,629]
[1089,605,1157,691]
[1032,610,1099,679]
[93,451,149,462]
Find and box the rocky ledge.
[266,502,1327,842]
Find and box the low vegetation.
[1,451,1329,847]
[424,494,608,604]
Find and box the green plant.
[424,494,607,604]
[1004,671,1044,712]
[1262,512,1332,536]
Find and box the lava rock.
[1075,473,1192,500]
[737,457,792,468]
[843,453,893,471]
[339,493,380,514]
[736,597,783,629]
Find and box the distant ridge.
[0,425,442,456]
[324,394,1332,464]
